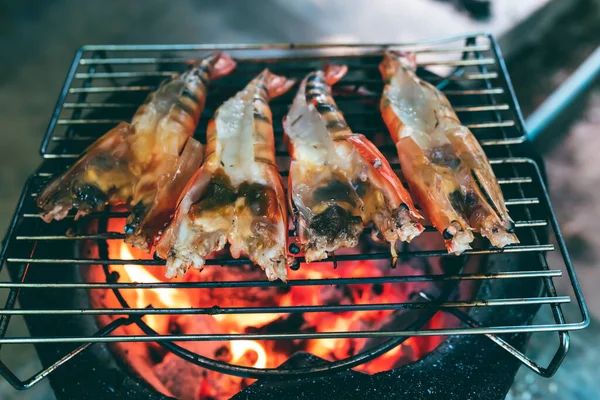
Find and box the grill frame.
[0,33,589,390]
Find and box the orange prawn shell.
[345,134,422,220]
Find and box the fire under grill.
[0,33,590,398]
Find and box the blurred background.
[0,0,598,399]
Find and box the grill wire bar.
[0,33,589,389]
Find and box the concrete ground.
[0,0,598,399]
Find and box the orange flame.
[230,339,267,369]
[103,217,448,397]
[107,218,269,373]
[117,244,192,333]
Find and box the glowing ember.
[87,217,459,399]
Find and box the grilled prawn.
[379,51,518,254]
[124,53,236,250]
[156,69,295,281]
[37,53,236,251]
[283,65,423,263]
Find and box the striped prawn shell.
[132,54,220,135]
[303,70,352,140]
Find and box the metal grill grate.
[0,33,589,389]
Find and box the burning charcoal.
[153,314,257,399]
[358,308,427,354]
[175,313,222,335]
[154,352,246,400]
[173,314,228,359]
[185,267,280,308]
[245,314,305,335]
[372,283,384,296]
[214,345,232,362]
[318,284,353,305]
